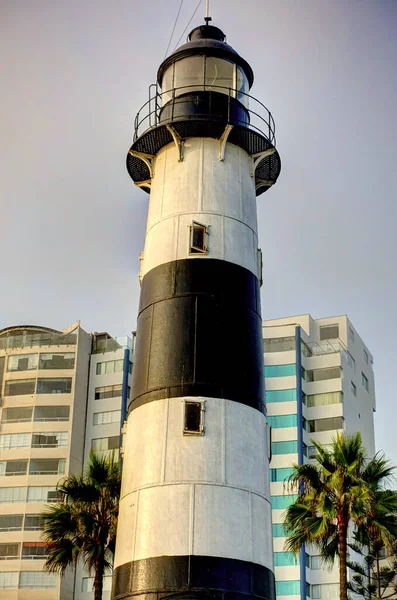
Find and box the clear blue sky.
[1,0,396,462]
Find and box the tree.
[283,432,395,600]
[348,488,397,600]
[42,452,121,600]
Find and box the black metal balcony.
[127,86,281,196]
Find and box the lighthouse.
[111,16,281,600]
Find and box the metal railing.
[133,85,276,145]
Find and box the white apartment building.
[0,324,133,600]
[263,314,375,600]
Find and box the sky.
[1,0,397,461]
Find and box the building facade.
[263,314,375,600]
[0,324,132,600]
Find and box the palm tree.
[283,432,395,600]
[42,452,121,600]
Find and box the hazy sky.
[1,0,396,461]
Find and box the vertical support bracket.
[128,150,155,179]
[250,147,276,177]
[166,124,184,162]
[218,124,234,161]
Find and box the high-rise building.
[263,314,375,600]
[0,323,133,600]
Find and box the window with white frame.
[31,431,68,448]
[27,487,61,503]
[311,583,339,600]
[347,352,355,371]
[0,514,23,531]
[0,543,20,559]
[1,406,33,423]
[189,221,209,254]
[91,436,119,452]
[0,487,26,503]
[0,432,31,450]
[19,571,57,589]
[0,571,19,589]
[95,383,123,400]
[7,353,38,372]
[183,400,205,434]
[0,459,28,476]
[319,324,339,341]
[93,410,121,426]
[96,360,124,375]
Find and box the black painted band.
[111,554,275,600]
[129,259,265,413]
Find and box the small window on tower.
[184,400,204,435]
[189,222,208,254]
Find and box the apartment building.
[0,324,133,600]
[263,314,375,600]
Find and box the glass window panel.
[274,552,299,566]
[38,352,75,370]
[0,514,23,531]
[306,367,341,382]
[350,381,357,396]
[272,523,286,537]
[307,392,342,408]
[275,580,300,596]
[93,410,121,425]
[174,56,204,95]
[0,571,19,588]
[7,353,38,372]
[264,364,296,378]
[267,414,297,429]
[348,327,355,342]
[24,514,44,530]
[4,379,35,396]
[362,372,369,391]
[34,405,70,421]
[271,440,298,455]
[270,467,294,482]
[27,486,60,503]
[0,433,32,449]
[265,389,296,403]
[0,487,26,503]
[236,65,249,106]
[270,494,298,509]
[22,543,47,559]
[0,543,20,559]
[82,576,112,593]
[36,378,72,394]
[308,417,344,433]
[347,352,355,371]
[205,57,234,92]
[2,406,33,423]
[161,65,174,104]
[95,384,122,400]
[29,459,65,475]
[2,460,28,476]
[115,360,124,372]
[319,325,339,340]
[19,571,57,588]
[263,337,295,353]
[31,432,68,448]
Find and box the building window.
[0,460,28,477]
[38,352,75,370]
[189,221,208,254]
[272,523,286,538]
[363,349,369,364]
[94,383,123,400]
[270,494,298,509]
[270,467,294,482]
[264,364,296,378]
[24,515,44,530]
[267,414,298,429]
[307,392,342,408]
[4,378,35,396]
[349,326,355,342]
[184,400,205,434]
[31,432,68,448]
[311,583,339,600]
[1,406,33,423]
[82,576,112,592]
[36,377,72,394]
[19,571,57,589]
[347,352,355,371]
[308,444,332,459]
[7,353,38,372]
[96,360,124,375]
[275,580,300,596]
[91,436,119,458]
[21,543,47,560]
[305,367,341,382]
[93,410,121,426]
[271,440,298,455]
[362,372,369,391]
[0,487,26,503]
[0,433,31,450]
[274,552,299,566]
[0,571,19,589]
[263,337,295,353]
[306,554,322,570]
[308,417,344,433]
[0,543,20,559]
[0,514,23,531]
[27,487,61,503]
[29,459,65,476]
[319,325,339,341]
[265,389,297,403]
[34,405,70,421]
[351,381,357,396]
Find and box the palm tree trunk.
[93,553,105,600]
[375,550,381,598]
[338,518,348,600]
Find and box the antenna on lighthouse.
[204,0,212,23]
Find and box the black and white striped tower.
[112,17,281,600]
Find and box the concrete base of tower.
[111,555,276,600]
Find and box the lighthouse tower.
[111,18,281,600]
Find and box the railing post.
[228,88,231,123]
